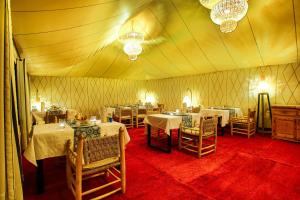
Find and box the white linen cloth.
[24,123,74,166]
[144,113,201,134]
[24,122,130,167]
[232,107,243,117]
[200,109,230,127]
[96,121,130,145]
[32,111,46,124]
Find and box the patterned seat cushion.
[73,125,100,150]
[182,115,193,128]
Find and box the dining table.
[199,107,243,135]
[23,121,130,193]
[143,113,201,153]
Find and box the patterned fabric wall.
[29,76,145,116]
[145,63,300,114]
[30,62,299,116]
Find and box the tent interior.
[1,0,300,199]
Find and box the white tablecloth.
[200,109,229,127]
[24,122,130,167]
[24,123,74,166]
[144,113,201,134]
[32,111,46,124]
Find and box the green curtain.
[0,0,24,199]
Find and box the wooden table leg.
[221,127,225,136]
[36,160,44,194]
[167,130,172,153]
[147,124,172,153]
[147,124,151,146]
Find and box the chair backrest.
[182,115,193,128]
[74,128,124,165]
[45,112,66,123]
[121,108,133,117]
[83,134,120,164]
[192,107,200,113]
[200,116,217,134]
[157,104,164,112]
[248,109,256,122]
[137,108,147,115]
[66,109,78,120]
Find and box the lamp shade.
[199,0,221,9]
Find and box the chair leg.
[214,134,217,153]
[248,124,250,138]
[231,122,233,136]
[198,135,202,158]
[178,129,182,150]
[75,179,82,200]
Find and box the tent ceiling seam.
[149,6,199,72]
[292,0,299,64]
[12,0,118,12]
[246,16,265,66]
[170,0,217,71]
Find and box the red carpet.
[23,128,300,200]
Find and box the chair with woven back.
[113,107,133,128]
[66,128,126,200]
[157,103,164,113]
[66,109,79,120]
[231,109,256,138]
[191,106,200,113]
[179,115,218,158]
[136,108,147,128]
[45,111,66,124]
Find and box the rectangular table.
[23,122,130,193]
[144,113,200,152]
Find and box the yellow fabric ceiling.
[11,0,300,80]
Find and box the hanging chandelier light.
[199,0,221,9]
[119,28,144,61]
[210,0,248,33]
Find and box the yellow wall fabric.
[30,62,299,116]
[146,63,300,114]
[29,76,146,116]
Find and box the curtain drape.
[0,0,24,199]
[16,59,31,151]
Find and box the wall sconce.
[145,90,155,104]
[31,89,41,111]
[183,88,192,107]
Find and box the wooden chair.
[66,109,79,120]
[45,111,66,123]
[191,106,200,113]
[179,116,218,158]
[66,128,126,200]
[231,109,256,138]
[157,104,164,113]
[136,108,147,128]
[113,108,133,128]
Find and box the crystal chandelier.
[119,31,144,61]
[199,0,221,9]
[210,0,248,33]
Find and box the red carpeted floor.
[23,128,300,200]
